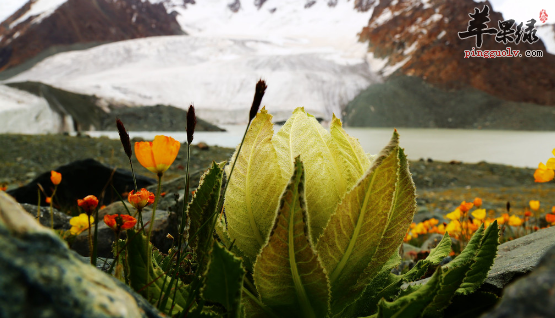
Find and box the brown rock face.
[0,0,183,72]
[359,0,555,105]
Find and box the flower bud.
[249,79,267,122]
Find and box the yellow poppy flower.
[508,215,523,227]
[534,162,554,183]
[69,213,94,235]
[135,135,181,174]
[445,220,461,234]
[446,208,461,221]
[529,200,540,211]
[471,208,486,221]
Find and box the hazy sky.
[488,0,555,24]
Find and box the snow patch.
[537,24,555,55]
[382,56,410,77]
[403,41,418,55]
[437,30,446,39]
[7,36,379,124]
[0,85,65,133]
[9,0,67,28]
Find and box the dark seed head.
[116,118,132,158]
[249,79,267,122]
[186,105,196,144]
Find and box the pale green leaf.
[202,241,245,318]
[253,158,330,318]
[225,107,288,262]
[329,114,371,187]
[349,147,417,305]
[272,107,349,242]
[316,130,400,312]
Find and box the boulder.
[482,226,555,293]
[0,191,164,318]
[7,158,156,208]
[71,203,178,258]
[483,244,555,318]
[20,203,72,230]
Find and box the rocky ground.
[1,133,554,219]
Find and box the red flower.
[525,211,533,217]
[128,188,155,210]
[546,214,555,224]
[78,195,99,214]
[104,214,137,231]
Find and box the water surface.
[86,126,555,168]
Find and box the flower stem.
[92,207,99,267]
[50,185,58,229]
[146,173,163,299]
[37,189,41,221]
[88,216,93,264]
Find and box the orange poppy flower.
[104,214,137,232]
[45,197,52,204]
[135,135,180,174]
[128,188,155,210]
[50,170,62,185]
[459,201,474,213]
[524,211,533,217]
[0,185,6,191]
[78,195,99,214]
[546,214,555,224]
[473,197,482,208]
[534,162,554,183]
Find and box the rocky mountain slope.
[0,0,183,77]
[344,0,555,128]
[359,0,555,105]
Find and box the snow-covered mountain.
[1,0,555,131]
[2,0,380,127]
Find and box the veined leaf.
[273,107,349,242]
[403,232,452,283]
[376,267,443,318]
[253,158,330,318]
[329,114,372,187]
[187,161,225,270]
[456,221,499,295]
[225,107,288,263]
[447,224,485,269]
[201,241,245,318]
[316,130,400,311]
[349,147,417,307]
[339,253,402,317]
[422,261,473,318]
[425,232,452,265]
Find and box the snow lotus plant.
[213,107,500,318]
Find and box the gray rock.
[0,191,164,318]
[402,243,421,260]
[20,203,72,230]
[482,226,555,293]
[71,205,178,258]
[482,244,555,318]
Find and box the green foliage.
[124,229,190,315]
[116,108,501,318]
[202,241,245,318]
